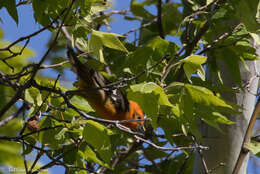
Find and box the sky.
[0,0,259,173]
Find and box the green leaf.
[232,0,260,32]
[214,48,242,85]
[181,124,188,136]
[129,37,170,73]
[250,32,260,45]
[184,81,239,131]
[146,36,170,60]
[0,0,18,24]
[130,0,155,19]
[85,58,106,71]
[211,6,230,21]
[213,112,234,125]
[70,96,94,113]
[89,1,110,14]
[79,143,110,168]
[182,55,207,82]
[51,94,65,109]
[32,0,52,26]
[54,127,68,140]
[83,120,113,165]
[158,116,181,144]
[0,41,35,73]
[139,28,158,45]
[25,89,34,105]
[207,0,214,5]
[0,86,17,118]
[144,148,169,160]
[0,28,4,39]
[0,118,23,136]
[22,136,37,155]
[182,88,194,119]
[24,87,44,116]
[245,141,260,156]
[184,84,234,112]
[190,77,239,94]
[63,144,78,165]
[162,3,183,36]
[39,117,64,149]
[0,141,23,168]
[90,30,128,53]
[88,31,104,61]
[128,88,159,128]
[32,0,71,26]
[128,47,153,73]
[165,82,185,94]
[194,106,234,132]
[128,82,173,128]
[25,87,42,106]
[130,82,172,107]
[156,153,194,173]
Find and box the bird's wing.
[67,46,130,113]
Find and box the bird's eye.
[137,115,142,120]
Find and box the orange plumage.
[67,47,145,130]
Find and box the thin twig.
[191,136,210,174]
[29,152,44,173]
[184,0,221,21]
[61,26,85,53]
[0,125,63,141]
[198,23,244,55]
[176,150,193,174]
[0,103,27,127]
[0,2,72,119]
[208,162,226,173]
[161,0,226,82]
[31,144,79,174]
[123,17,159,36]
[157,0,164,39]
[134,135,208,151]
[22,139,29,174]
[40,61,69,69]
[99,54,169,89]
[0,38,30,63]
[97,141,143,173]
[16,0,31,6]
[0,25,52,56]
[41,113,71,123]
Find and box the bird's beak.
[137,124,146,133]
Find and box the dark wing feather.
[67,46,129,113]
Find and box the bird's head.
[122,100,145,131]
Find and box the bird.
[67,46,145,131]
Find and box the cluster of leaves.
[0,27,36,171]
[0,0,260,174]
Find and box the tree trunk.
[193,54,260,173]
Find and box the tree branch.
[157,0,164,39]
[232,97,260,174]
[0,103,28,128]
[0,0,74,119]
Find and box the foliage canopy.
[0,0,259,173]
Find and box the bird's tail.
[66,43,107,89]
[67,43,84,74]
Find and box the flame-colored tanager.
[67,47,145,131]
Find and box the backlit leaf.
[83,120,113,166]
[0,0,18,24]
[182,55,207,82]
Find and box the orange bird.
[67,47,145,131]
